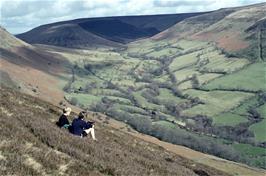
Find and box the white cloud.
[0,0,265,34]
[154,0,216,7]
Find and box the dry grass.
[0,85,228,176]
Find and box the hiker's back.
[71,118,87,136]
[57,114,69,128]
[56,107,71,128]
[70,111,97,140]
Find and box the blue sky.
[1,0,265,34]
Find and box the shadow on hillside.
[0,46,71,79]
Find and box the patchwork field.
[203,62,266,91]
[182,89,254,117]
[41,37,266,169]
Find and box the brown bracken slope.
[153,3,266,54]
[0,86,229,176]
[0,26,67,104]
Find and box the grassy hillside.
[0,85,233,176]
[153,3,266,61]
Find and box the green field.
[157,88,187,104]
[177,73,222,90]
[232,143,266,168]
[115,104,148,114]
[132,91,164,110]
[232,143,266,156]
[169,50,202,71]
[198,73,222,85]
[203,62,266,91]
[230,96,259,116]
[249,119,266,142]
[65,93,102,107]
[182,89,254,117]
[174,68,199,82]
[213,112,248,126]
[199,50,249,73]
[178,80,192,90]
[146,47,180,58]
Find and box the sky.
[0,0,265,34]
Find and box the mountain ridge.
[16,12,207,47]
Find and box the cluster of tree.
[110,46,128,52]
[184,92,266,146]
[63,82,72,93]
[69,97,78,106]
[101,107,251,166]
[171,87,183,97]
[83,82,98,93]
[149,124,245,162]
[91,96,265,168]
[141,55,158,61]
[151,67,164,76]
[195,57,210,69]
[184,115,257,145]
[248,108,262,120]
[164,102,182,117]
[120,106,149,116]
[201,86,259,93]
[213,123,256,144]
[140,74,154,83]
[168,72,177,84]
[149,80,184,99]
[198,67,227,74]
[84,60,121,72]
[258,91,266,104]
[63,68,76,93]
[191,74,200,89]
[220,48,238,58]
[101,96,129,106]
[127,53,142,58]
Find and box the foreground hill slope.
[0,86,229,176]
[16,12,206,47]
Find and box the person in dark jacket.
[71,111,97,141]
[56,107,71,129]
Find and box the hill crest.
[16,12,206,47]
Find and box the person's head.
[78,111,87,119]
[63,107,71,116]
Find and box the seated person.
[56,107,71,129]
[71,111,97,141]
